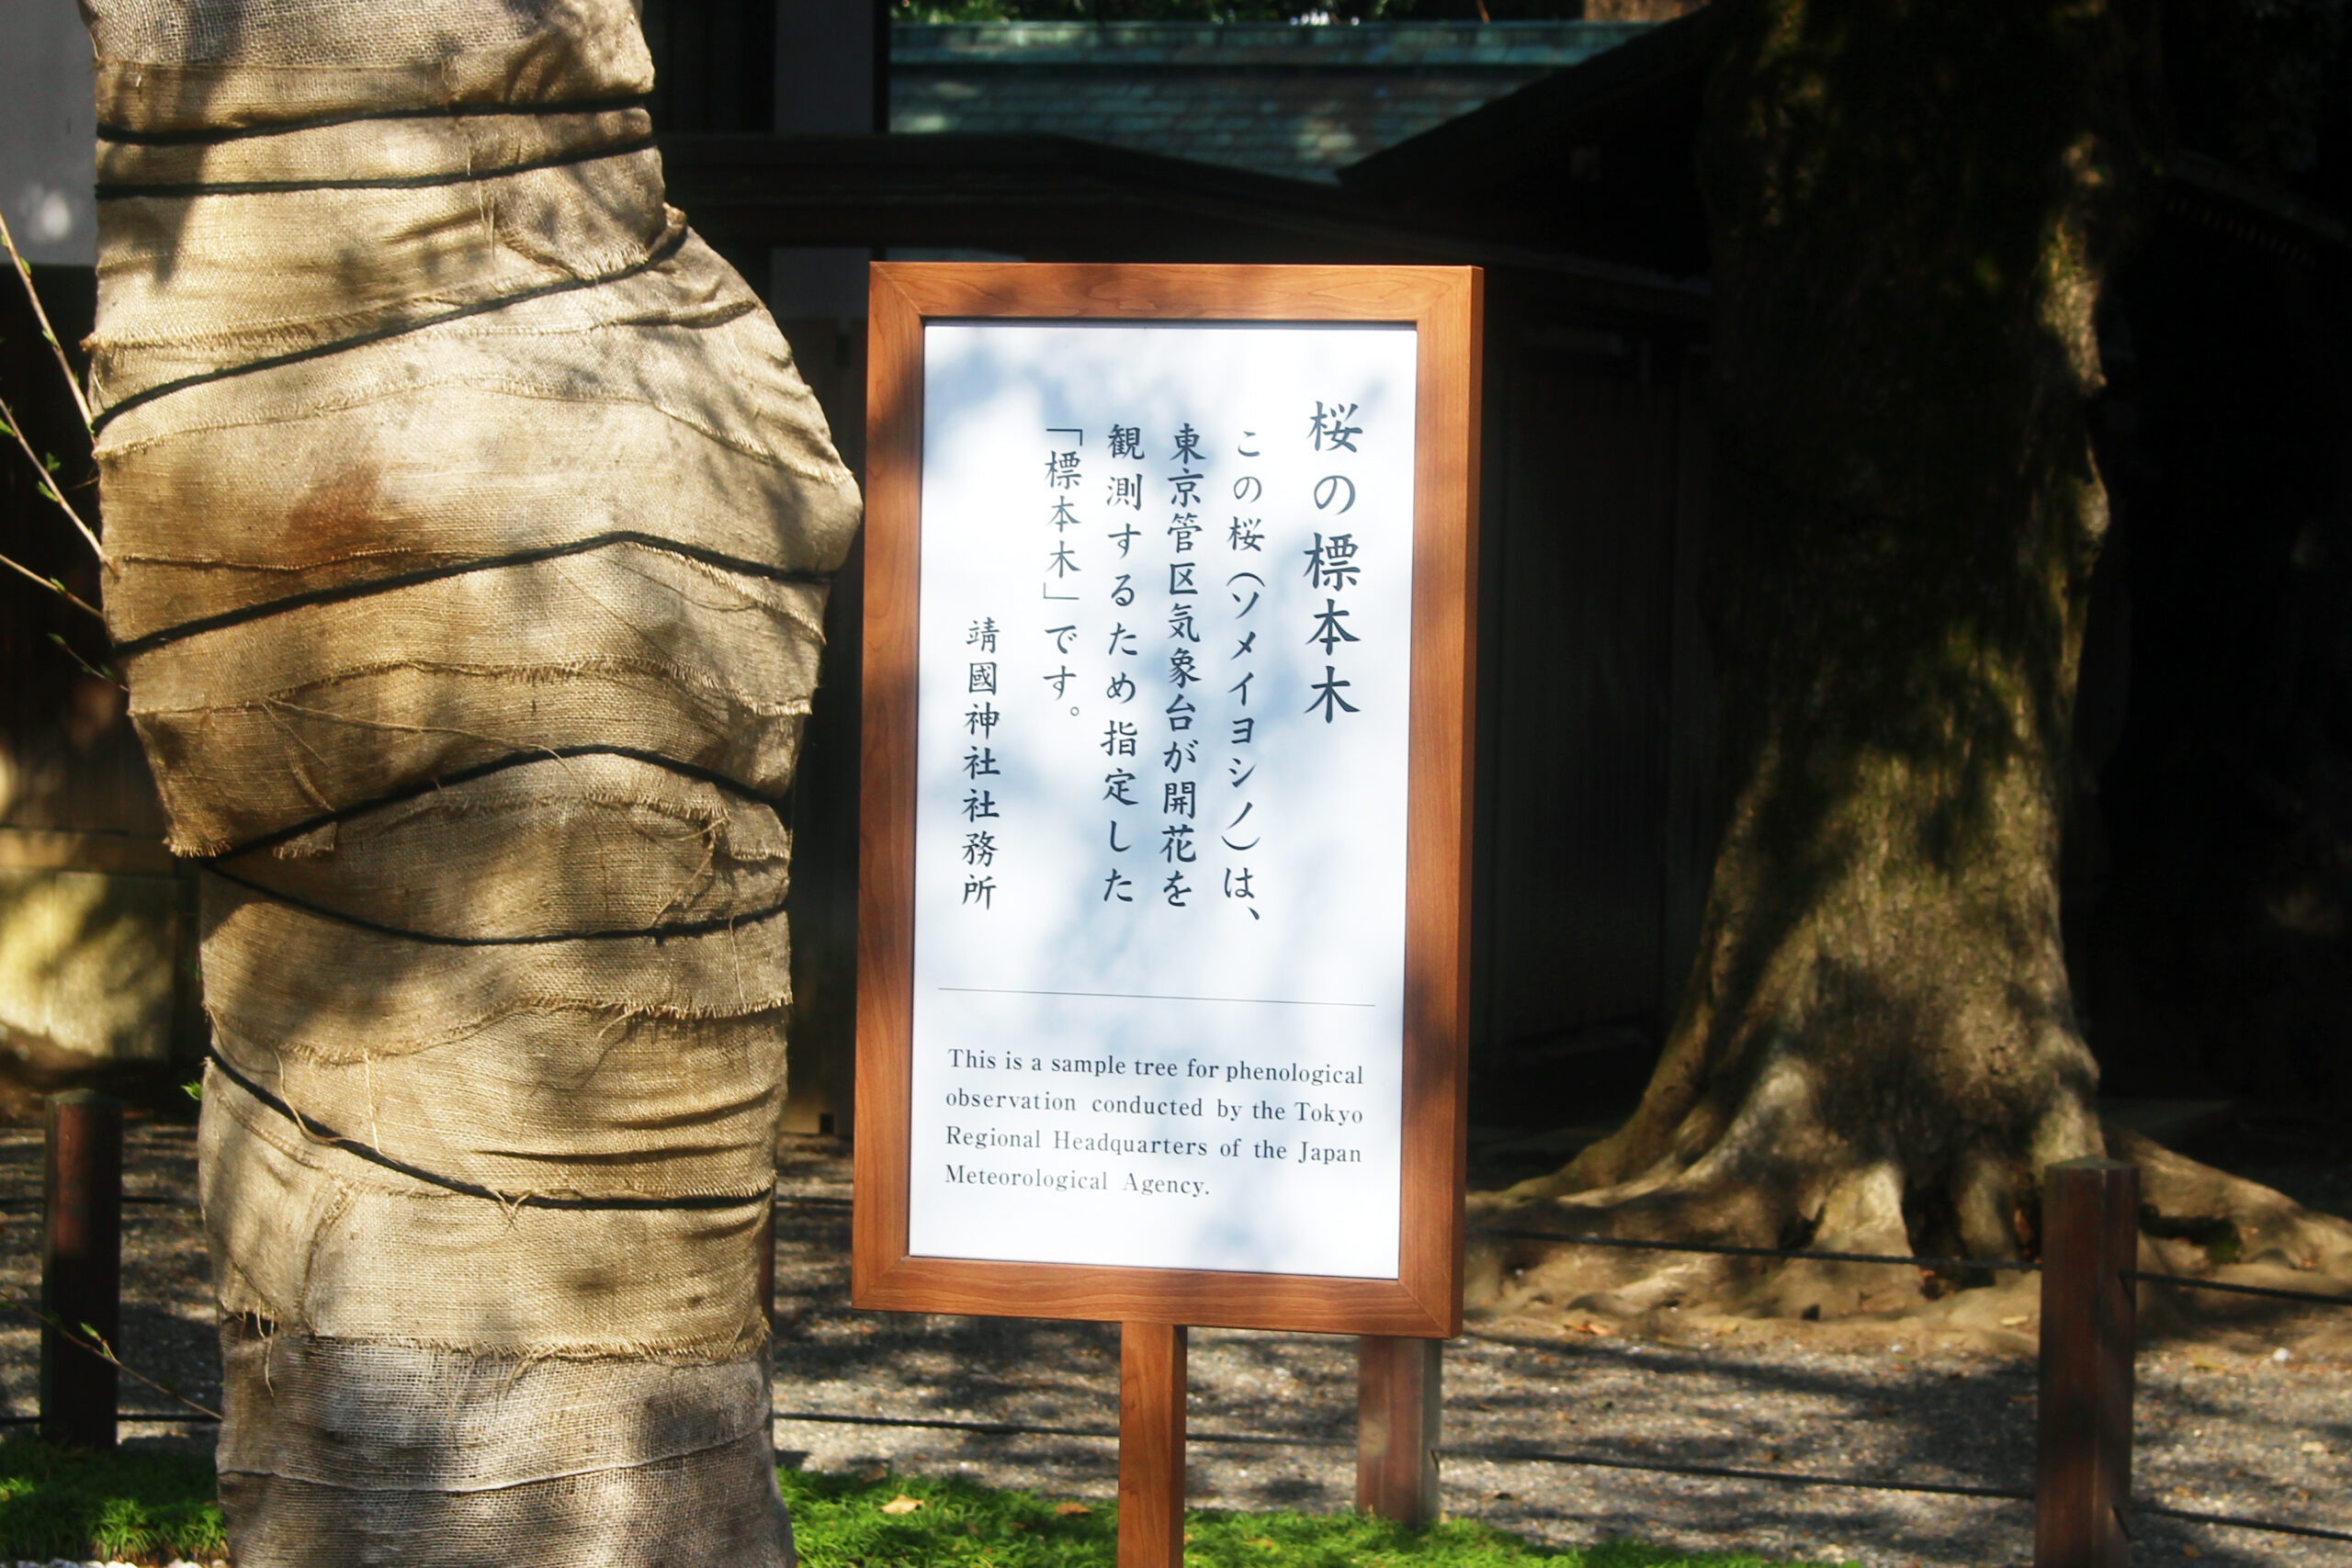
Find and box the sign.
[855,265,1479,1337]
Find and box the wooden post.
[40,1090,121,1450]
[2035,1157,2139,1568]
[1356,1335,1442,1525]
[1119,1322,1187,1568]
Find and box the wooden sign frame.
[854,263,1481,1339]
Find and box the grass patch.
[783,1469,1846,1568]
[0,1442,1844,1567]
[0,1438,225,1564]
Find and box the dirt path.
[0,1122,2342,1567]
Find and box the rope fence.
[1471,1226,2041,1275]
[769,1407,2038,1501]
[763,1407,2352,1545]
[772,1160,2352,1554]
[2122,1269,2352,1307]
[18,1120,2352,1557]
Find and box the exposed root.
[1469,1118,2352,1355]
[1470,1146,1926,1325]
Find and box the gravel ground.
[0,1119,217,1444]
[1,1119,2345,1566]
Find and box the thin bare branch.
[0,1293,222,1423]
[47,629,124,690]
[0,389,102,559]
[73,1320,223,1423]
[0,205,96,434]
[0,546,104,622]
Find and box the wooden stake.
[1356,1336,1442,1525]
[2035,1157,2139,1568]
[1119,1321,1186,1568]
[41,1090,120,1450]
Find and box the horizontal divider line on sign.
[115,529,833,660]
[96,135,658,199]
[2123,1269,2352,1307]
[216,744,790,861]
[1471,1228,2039,1275]
[201,863,790,947]
[207,1047,774,1213]
[96,95,654,147]
[89,224,690,434]
[936,985,1374,1010]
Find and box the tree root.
[1467,1122,2352,1348]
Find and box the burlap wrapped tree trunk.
[80,2,860,1562]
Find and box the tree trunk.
[84,2,859,1561]
[1475,0,2163,1314]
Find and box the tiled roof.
[889,21,1658,186]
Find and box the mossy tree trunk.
[1478,0,2166,1311]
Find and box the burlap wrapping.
[84,1,861,1562]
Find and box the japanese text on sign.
[911,322,1418,1278]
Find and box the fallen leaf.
[2000,1315,2030,1327]
[879,1495,923,1515]
[2300,1441,2327,1454]
[1053,1501,1091,1517]
[1247,1538,1278,1550]
[2188,1355,2224,1372]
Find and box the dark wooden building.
[662,83,1724,1140]
[669,1,2352,1137]
[12,2,2337,1136]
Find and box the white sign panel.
[908,321,1420,1279]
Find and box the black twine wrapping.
[90,225,690,434]
[214,744,788,863]
[96,95,652,147]
[207,1048,773,1213]
[201,863,788,949]
[96,135,655,198]
[114,531,832,660]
